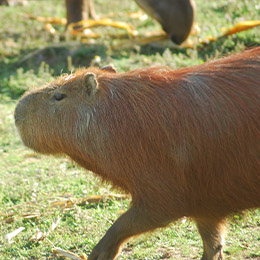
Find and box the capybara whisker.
[15,48,260,260]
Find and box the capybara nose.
[14,93,36,126]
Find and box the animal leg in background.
[65,0,96,26]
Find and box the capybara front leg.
[88,205,169,260]
[196,218,226,260]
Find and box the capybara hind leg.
[196,218,226,260]
[88,205,170,260]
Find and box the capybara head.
[15,48,260,260]
[15,65,117,156]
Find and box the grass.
[0,0,260,259]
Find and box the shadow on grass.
[1,35,259,100]
[1,42,107,75]
[197,36,260,60]
[0,42,107,99]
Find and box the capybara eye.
[54,93,66,101]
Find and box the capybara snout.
[15,50,260,260]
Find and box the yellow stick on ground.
[23,13,67,25]
[67,18,136,35]
[52,248,87,260]
[221,20,260,36]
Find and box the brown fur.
[15,47,260,260]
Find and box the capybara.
[135,0,196,44]
[15,47,260,260]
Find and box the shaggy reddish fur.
[15,47,260,260]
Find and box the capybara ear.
[101,65,117,73]
[83,73,98,97]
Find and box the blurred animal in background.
[65,0,196,44]
[135,0,195,44]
